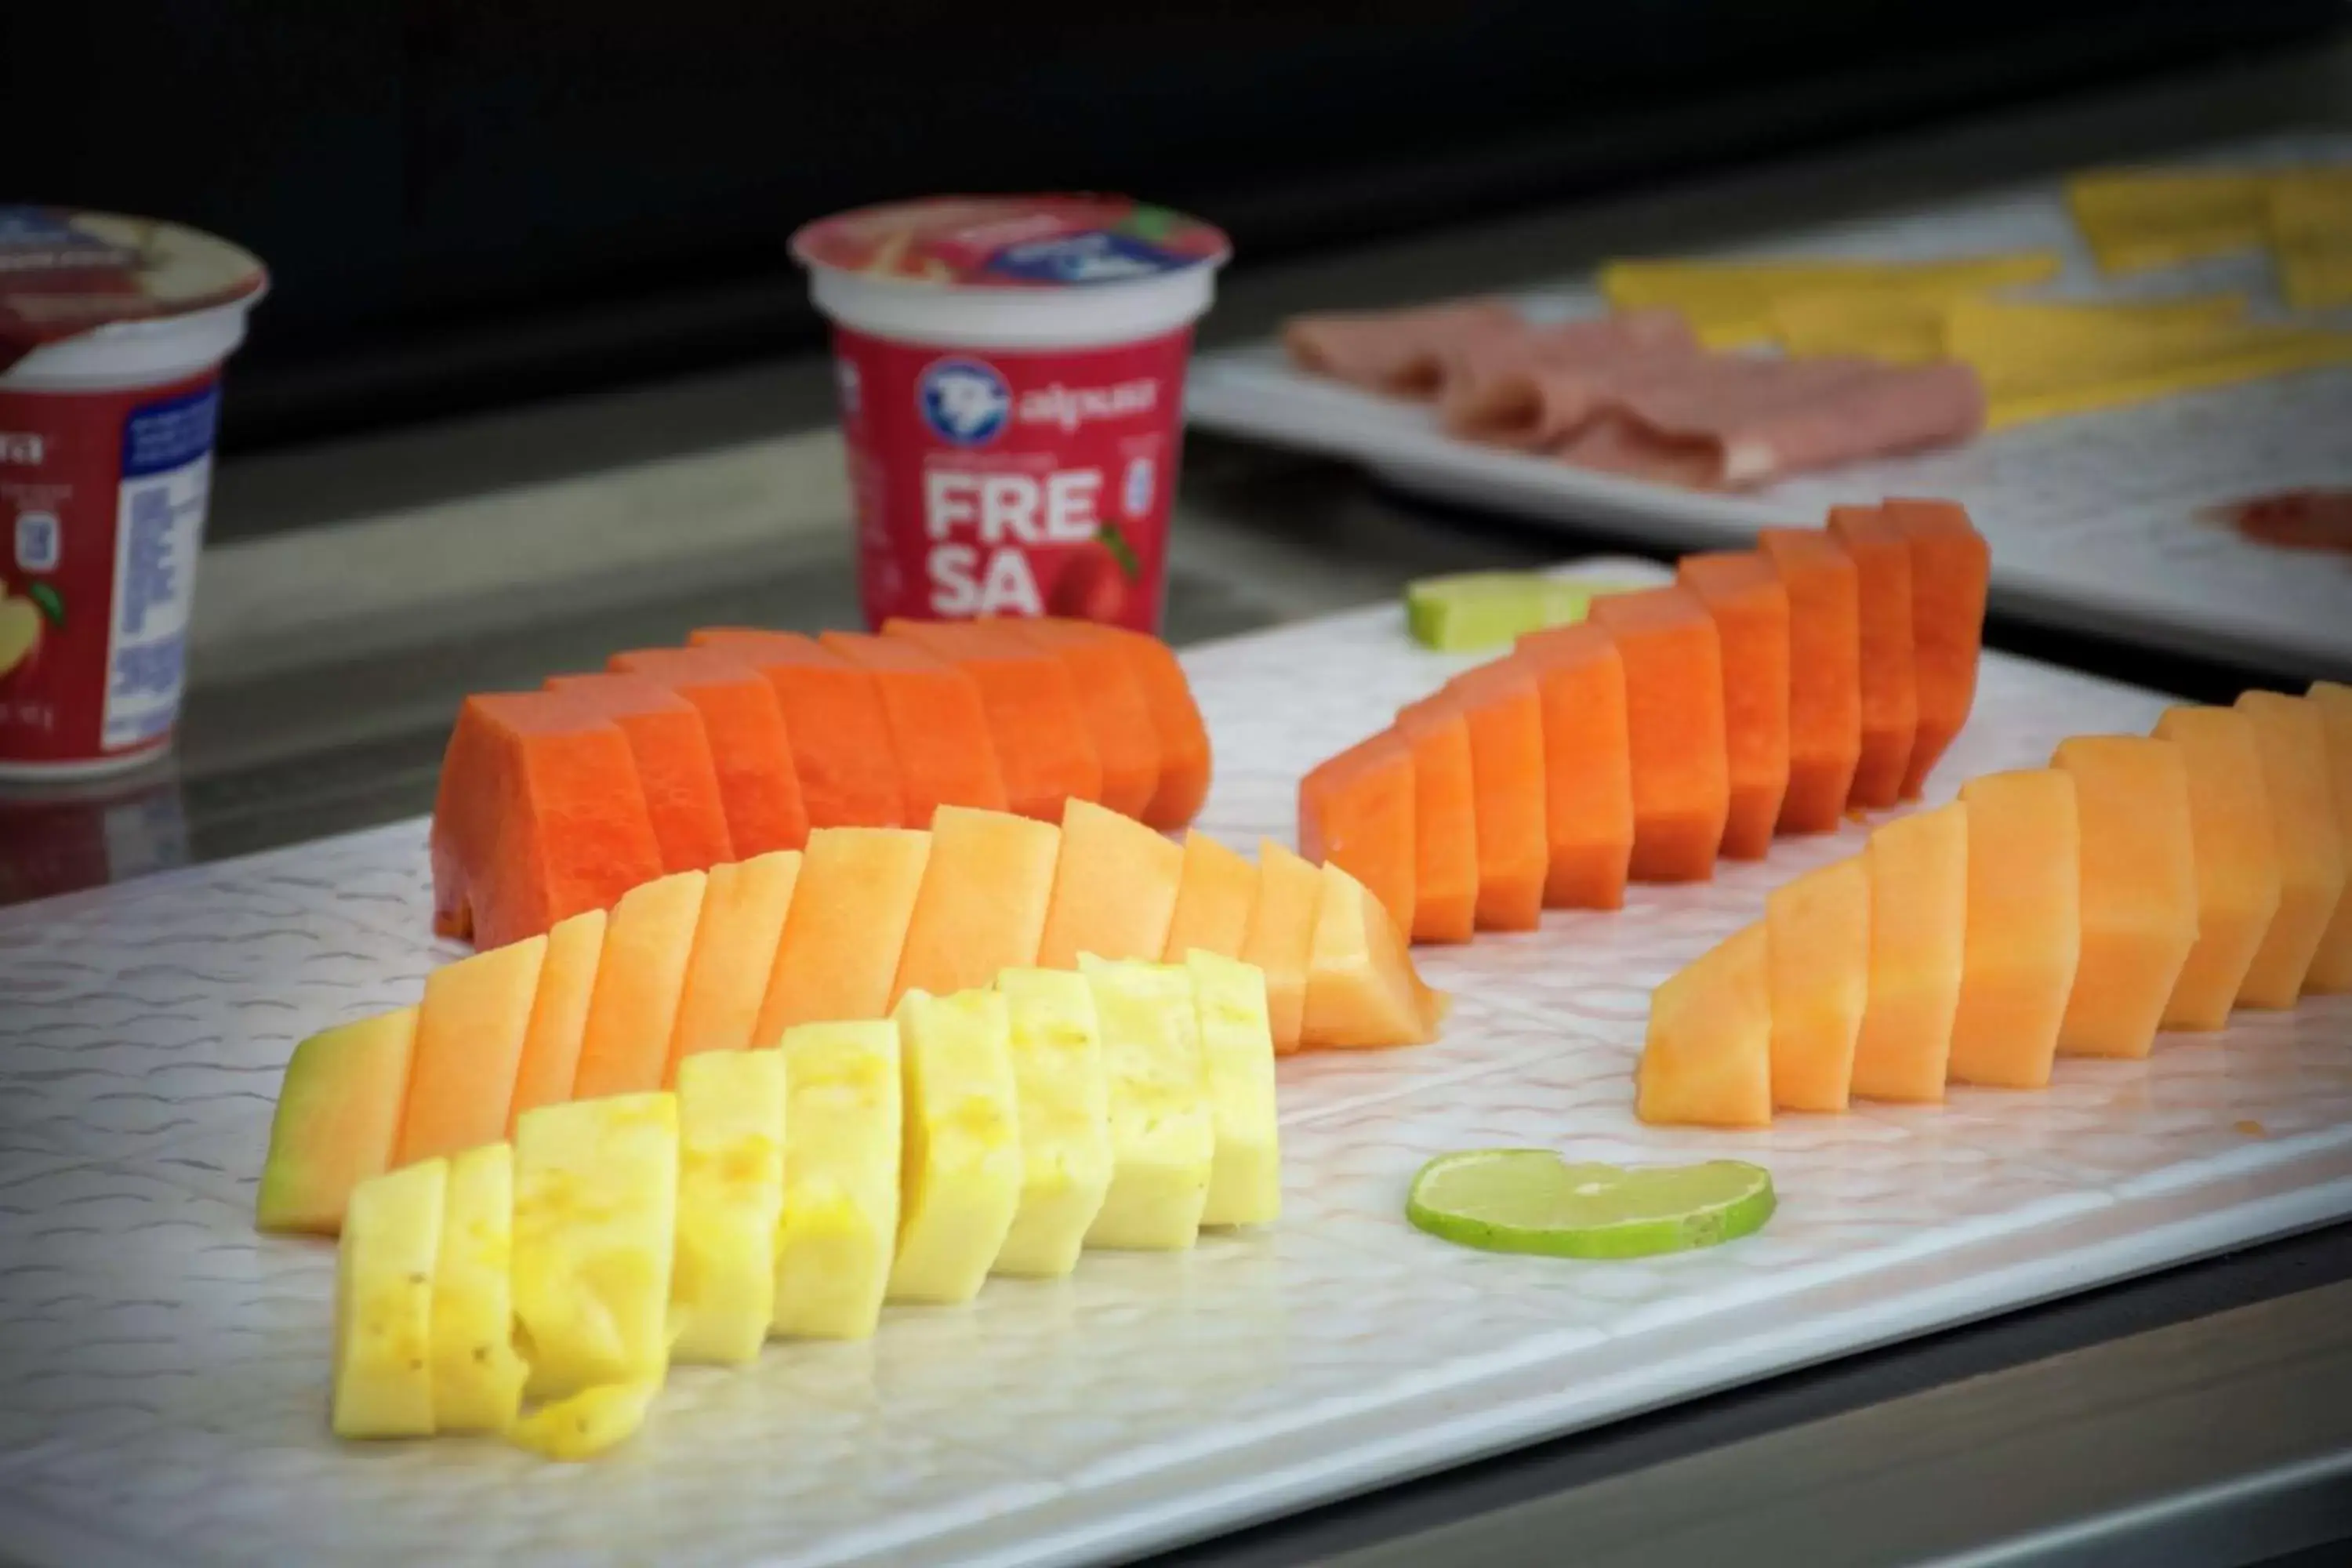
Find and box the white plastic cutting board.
[1185,132,2352,682]
[2,580,2350,1568]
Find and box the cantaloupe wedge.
[1243,839,1327,1053]
[429,691,663,949]
[1763,857,1869,1113]
[753,828,932,1040]
[1441,659,1548,931]
[1758,528,1863,833]
[1883,499,1991,797]
[257,1007,419,1235]
[572,871,710,1100]
[1824,506,1920,810]
[1636,923,1772,1129]
[1396,698,1480,943]
[1515,623,1634,909]
[1590,586,1730,881]
[1301,860,1443,1048]
[883,618,1103,820]
[1849,801,1968,1102]
[1675,551,1791,859]
[2151,706,2284,1027]
[394,932,548,1166]
[608,648,811,855]
[1948,769,2081,1087]
[507,910,606,1133]
[2307,681,2352,992]
[892,806,1059,1003]
[668,851,804,1075]
[688,629,905,829]
[1298,730,1417,935]
[2050,736,2199,1058]
[1035,797,1183,970]
[543,672,735,873]
[820,631,1010,823]
[1007,618,1163,820]
[1161,829,1261,961]
[1018,618,1211,829]
[2236,692,2348,1005]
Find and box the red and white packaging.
[791,195,1230,633]
[0,209,267,779]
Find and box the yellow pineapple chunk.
[1186,950,1282,1228]
[886,989,1022,1305]
[773,1021,900,1338]
[333,1157,446,1439]
[510,1092,679,1402]
[507,1377,661,1461]
[671,1049,787,1364]
[991,968,1113,1277]
[430,1144,528,1432]
[1079,956,1214,1250]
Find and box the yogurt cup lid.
[1,207,268,372]
[791,194,1229,291]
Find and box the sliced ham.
[1283,299,1523,396]
[1436,308,1700,437]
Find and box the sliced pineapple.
[773,1021,901,1338]
[507,1377,662,1461]
[510,1092,679,1402]
[886,989,1022,1305]
[430,1143,528,1432]
[1185,950,1282,1228]
[1079,956,1214,1250]
[992,967,1112,1276]
[672,1049,787,1364]
[333,1157,446,1439]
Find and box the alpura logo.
[917,358,1011,447]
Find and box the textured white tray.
[3,586,2350,1568]
[1185,131,2352,682]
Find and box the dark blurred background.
[15,2,2349,454]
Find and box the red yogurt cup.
[792,195,1230,635]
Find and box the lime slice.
[1403,572,1636,652]
[1405,1149,1774,1259]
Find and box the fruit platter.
[2,522,2349,1568]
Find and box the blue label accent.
[917,358,1011,447]
[122,383,220,479]
[982,230,1189,285]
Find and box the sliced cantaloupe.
[891,806,1060,1004]
[667,851,804,1076]
[570,871,710,1101]
[1298,730,1417,936]
[1018,618,1211,830]
[507,909,606,1134]
[1824,505,1920,811]
[394,934,548,1167]
[1849,801,1968,1102]
[2050,736,2200,1058]
[1636,923,1772,1129]
[1882,499,1991,798]
[2236,691,2349,1005]
[1161,829,1262,961]
[429,1143,527,1434]
[1395,698,1480,942]
[689,629,905,829]
[1515,624,1634,909]
[1763,856,1869,1113]
[543,672,735,873]
[883,617,1103,820]
[2307,681,2352,993]
[608,648,811,855]
[1758,528,1864,833]
[1005,617,1162,821]
[429,691,663,949]
[257,1007,419,1236]
[1589,586,1730,882]
[819,631,1011,823]
[1301,859,1443,1049]
[1243,839,1328,1054]
[1675,551,1791,859]
[1035,797,1184,971]
[2151,706,2284,1027]
[1948,768,2082,1087]
[1441,659,1548,931]
[753,828,931,1040]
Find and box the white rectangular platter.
[2,578,2349,1568]
[1185,132,2352,683]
